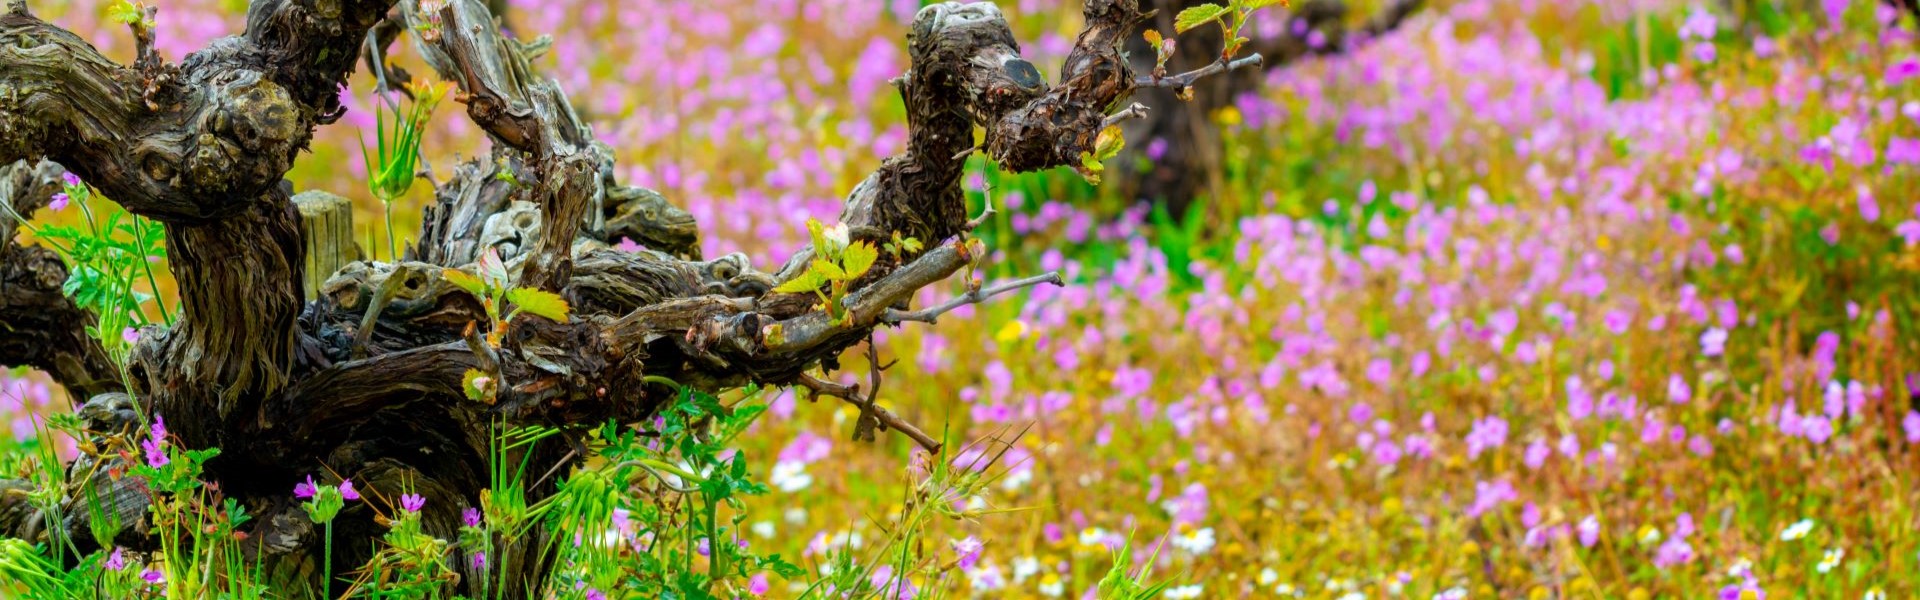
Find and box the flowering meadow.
[9,0,1920,598]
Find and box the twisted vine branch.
[0,0,1258,594]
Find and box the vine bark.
[0,0,1259,595]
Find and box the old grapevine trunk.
[0,0,1259,595]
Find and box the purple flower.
[1653,536,1695,568]
[1889,137,1920,165]
[1897,220,1920,246]
[1370,439,1402,466]
[138,443,170,469]
[1891,58,1920,84]
[583,589,606,600]
[1700,328,1729,357]
[748,572,771,595]
[952,536,983,570]
[777,432,833,465]
[1603,310,1632,334]
[122,327,140,345]
[48,192,68,212]
[1667,374,1691,404]
[140,567,163,585]
[400,493,425,513]
[1688,435,1714,457]
[61,172,80,187]
[141,416,168,469]
[470,551,487,570]
[1904,411,1920,443]
[1523,439,1549,469]
[1465,416,1508,458]
[1577,515,1600,547]
[106,547,126,570]
[1803,415,1834,443]
[1690,41,1716,63]
[1679,8,1717,40]
[294,475,318,499]
[339,479,359,501]
[463,507,483,527]
[1466,478,1516,517]
[1719,582,1765,600]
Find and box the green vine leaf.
[805,218,831,255]
[1175,4,1232,33]
[1093,125,1126,162]
[811,258,848,281]
[1076,151,1107,185]
[841,241,879,280]
[442,268,485,296]
[106,0,142,25]
[505,287,571,322]
[772,270,829,294]
[461,368,493,403]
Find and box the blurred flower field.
[11,0,1920,597]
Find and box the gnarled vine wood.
[0,0,1262,595]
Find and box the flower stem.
[322,520,333,598]
[384,201,398,263]
[135,216,173,325]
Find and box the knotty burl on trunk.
[0,0,1259,595]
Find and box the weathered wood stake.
[294,190,359,300]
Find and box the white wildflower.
[967,563,1005,591]
[769,461,812,492]
[1011,556,1041,583]
[1171,526,1216,555]
[1726,557,1752,578]
[1078,527,1110,549]
[1037,573,1065,597]
[1781,519,1815,541]
[1817,547,1844,574]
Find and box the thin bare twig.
[794,373,942,454]
[883,271,1064,325]
[855,338,884,442]
[1102,102,1151,127]
[963,185,998,232]
[530,447,578,489]
[1135,53,1265,89]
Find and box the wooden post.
[293,190,359,301]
